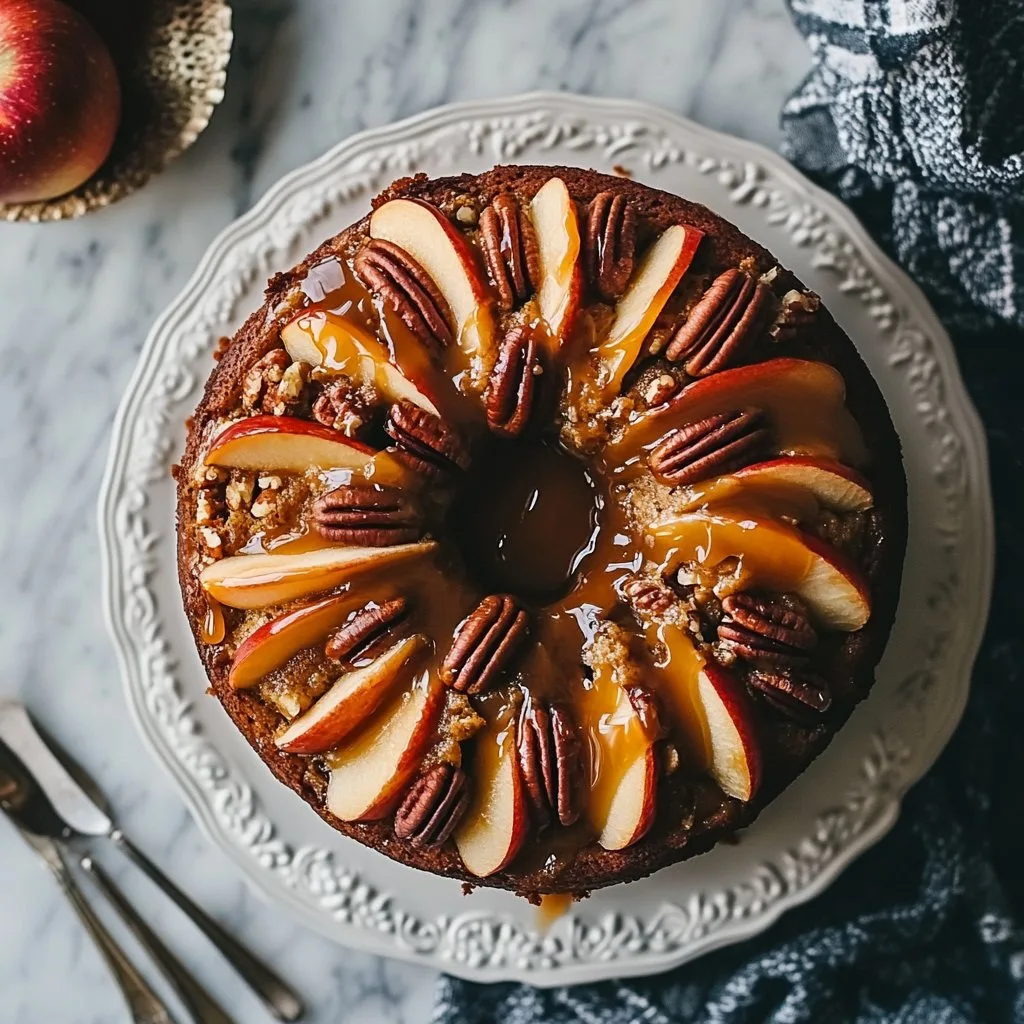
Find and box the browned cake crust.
[176,165,907,897]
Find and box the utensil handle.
[111,831,304,1022]
[46,849,176,1024]
[82,856,239,1024]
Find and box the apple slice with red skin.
[576,659,658,851]
[607,358,868,470]
[368,197,496,383]
[205,415,411,485]
[326,676,446,821]
[199,541,436,609]
[454,720,530,876]
[229,592,368,689]
[642,620,761,802]
[698,660,762,802]
[595,223,704,397]
[648,507,871,630]
[275,635,427,754]
[528,177,583,358]
[281,310,442,416]
[683,457,873,517]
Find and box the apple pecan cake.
[176,165,907,896]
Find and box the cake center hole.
[454,437,602,605]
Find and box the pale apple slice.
[576,659,658,851]
[281,310,441,416]
[607,358,868,470]
[648,508,870,630]
[229,592,367,689]
[698,661,762,802]
[276,635,427,754]
[687,456,873,515]
[638,619,761,802]
[454,720,530,877]
[200,542,436,610]
[325,677,445,821]
[595,223,703,396]
[369,198,496,379]
[529,177,583,356]
[206,416,375,473]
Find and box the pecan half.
[770,288,820,342]
[393,763,469,848]
[718,592,816,668]
[626,685,668,741]
[312,380,371,437]
[441,595,529,695]
[325,597,409,662]
[242,349,309,415]
[666,269,774,376]
[516,698,581,828]
[585,190,638,301]
[623,576,677,618]
[312,484,421,545]
[649,410,770,486]
[354,239,453,349]
[485,326,541,438]
[748,668,831,720]
[384,401,469,477]
[478,194,540,311]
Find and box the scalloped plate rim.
[98,92,993,985]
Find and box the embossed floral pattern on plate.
[99,94,992,985]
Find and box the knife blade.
[0,700,111,837]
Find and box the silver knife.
[0,700,304,1022]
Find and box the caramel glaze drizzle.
[201,190,870,883]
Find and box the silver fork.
[15,826,178,1024]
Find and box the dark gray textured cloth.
[433,2,1024,1020]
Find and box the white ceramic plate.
[99,93,993,985]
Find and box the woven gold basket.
[1,0,232,223]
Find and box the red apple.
[276,635,428,754]
[608,358,868,469]
[325,677,446,821]
[528,177,583,358]
[199,541,437,609]
[454,720,531,876]
[0,0,120,203]
[648,507,871,630]
[369,197,496,387]
[281,310,443,417]
[595,223,703,397]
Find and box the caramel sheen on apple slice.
[639,620,761,802]
[606,358,868,473]
[229,592,372,689]
[199,541,437,609]
[281,310,442,416]
[678,456,873,518]
[275,635,428,754]
[325,675,446,821]
[368,197,496,384]
[647,507,871,630]
[576,660,657,851]
[454,717,530,876]
[595,223,703,397]
[529,177,583,356]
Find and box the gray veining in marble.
[0,1,808,1020]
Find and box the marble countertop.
[0,2,810,1021]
